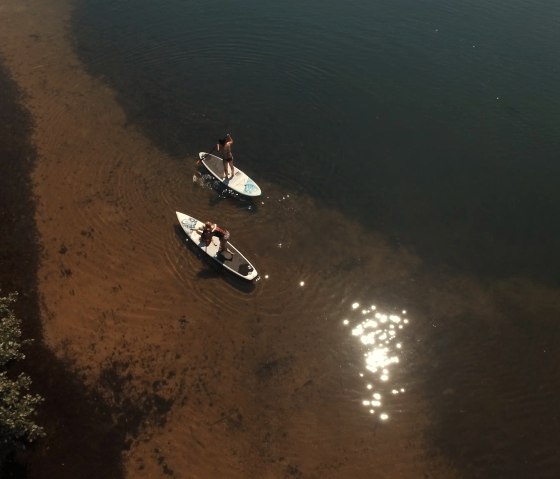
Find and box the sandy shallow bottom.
[1,1,560,478]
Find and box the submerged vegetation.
[0,293,44,462]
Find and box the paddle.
[196,145,216,164]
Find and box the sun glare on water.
[343,303,409,422]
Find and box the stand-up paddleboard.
[176,211,258,281]
[199,152,261,197]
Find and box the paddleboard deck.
[176,211,259,281]
[199,152,261,197]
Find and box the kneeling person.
[198,221,234,256]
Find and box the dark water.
[66,0,560,477]
[72,0,560,283]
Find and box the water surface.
[65,0,560,477]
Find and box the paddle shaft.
[197,145,216,164]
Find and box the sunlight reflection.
[343,302,409,421]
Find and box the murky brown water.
[1,1,560,478]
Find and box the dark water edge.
[0,58,133,479]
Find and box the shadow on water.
[194,171,260,213]
[0,60,164,479]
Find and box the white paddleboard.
[199,152,262,197]
[176,211,259,281]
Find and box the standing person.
[198,221,234,257]
[216,133,234,179]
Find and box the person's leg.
[222,160,228,179]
